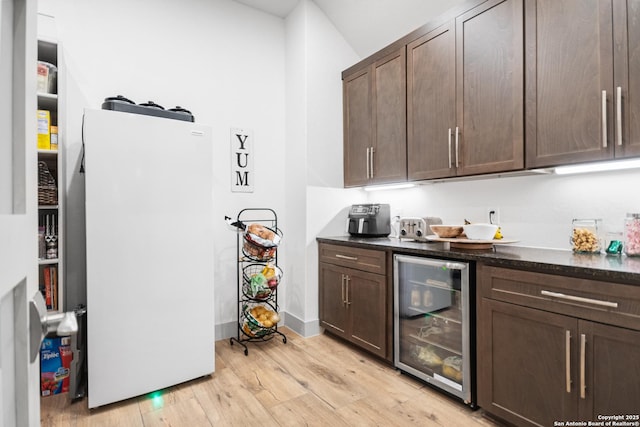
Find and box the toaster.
[399,217,443,241]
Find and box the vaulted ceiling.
[232,0,467,58]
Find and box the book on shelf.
[41,265,58,311]
[52,266,58,311]
[43,266,52,309]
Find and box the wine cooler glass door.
[393,255,471,404]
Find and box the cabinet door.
[456,0,524,176]
[347,269,387,359]
[614,0,640,158]
[371,49,407,184]
[343,68,372,187]
[579,321,640,420]
[319,263,349,339]
[407,22,457,180]
[525,0,614,167]
[478,298,578,427]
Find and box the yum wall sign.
[230,128,253,193]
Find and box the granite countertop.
[317,236,640,287]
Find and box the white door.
[0,0,40,426]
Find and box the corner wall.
[284,0,364,336]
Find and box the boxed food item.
[37,61,50,93]
[37,110,51,150]
[37,61,57,94]
[50,125,58,151]
[40,336,72,396]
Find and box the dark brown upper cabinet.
[407,22,457,180]
[525,0,640,167]
[407,0,524,180]
[343,48,407,187]
[615,0,640,159]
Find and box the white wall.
[39,0,287,338]
[283,0,365,336]
[365,169,640,250]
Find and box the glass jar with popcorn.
[623,213,640,257]
[571,219,603,254]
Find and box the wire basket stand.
[230,208,286,355]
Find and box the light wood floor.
[41,328,504,426]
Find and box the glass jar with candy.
[623,213,640,257]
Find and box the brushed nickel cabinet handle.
[366,147,370,179]
[540,290,618,308]
[341,274,346,305]
[346,276,352,305]
[455,126,460,168]
[448,128,452,168]
[335,254,358,261]
[370,147,375,178]
[616,86,622,146]
[580,333,586,399]
[565,330,571,393]
[602,90,608,148]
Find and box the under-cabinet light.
[363,183,416,191]
[554,159,640,175]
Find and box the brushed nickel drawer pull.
[580,334,586,399]
[366,147,370,179]
[616,86,622,146]
[370,146,375,178]
[335,254,358,261]
[455,126,460,168]
[602,90,608,148]
[541,290,618,308]
[448,128,452,168]
[565,330,571,393]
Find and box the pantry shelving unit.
[37,37,63,316]
[230,208,286,356]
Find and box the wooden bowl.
[430,225,464,238]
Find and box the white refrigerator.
[83,108,215,408]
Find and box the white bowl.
[463,223,498,240]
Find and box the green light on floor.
[148,390,164,409]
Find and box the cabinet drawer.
[478,264,640,331]
[319,243,386,275]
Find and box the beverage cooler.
[393,255,474,406]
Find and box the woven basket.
[38,161,58,205]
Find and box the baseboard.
[281,311,320,338]
[215,311,320,341]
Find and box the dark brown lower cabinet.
[479,299,577,426]
[319,262,387,360]
[477,265,640,426]
[318,243,390,361]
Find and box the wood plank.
[141,397,213,427]
[40,328,502,427]
[268,393,352,427]
[75,398,144,427]
[136,380,196,415]
[191,359,279,426]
